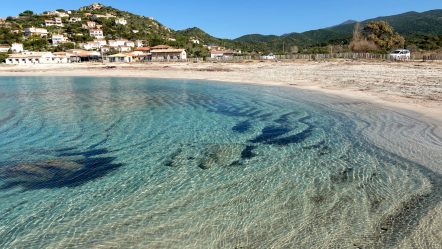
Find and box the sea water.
[0,77,440,248]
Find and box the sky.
[1,0,442,39]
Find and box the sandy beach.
[1,60,441,124]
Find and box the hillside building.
[51,34,68,45]
[24,27,48,37]
[115,18,127,25]
[11,43,24,53]
[69,17,82,23]
[6,52,71,65]
[151,48,187,61]
[89,29,104,39]
[45,17,63,27]
[0,45,10,53]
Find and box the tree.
[23,36,49,51]
[19,10,34,17]
[363,21,405,51]
[0,53,8,63]
[349,23,378,52]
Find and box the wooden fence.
[197,52,442,62]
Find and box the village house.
[0,45,10,53]
[125,41,135,47]
[118,46,132,52]
[134,47,151,53]
[132,30,139,34]
[92,13,116,20]
[105,53,133,63]
[190,38,200,44]
[126,51,149,62]
[89,29,104,39]
[80,42,99,50]
[151,45,171,50]
[56,12,70,18]
[151,47,187,61]
[11,43,24,53]
[69,17,82,23]
[100,46,111,53]
[66,49,101,62]
[80,39,107,50]
[108,39,126,47]
[45,17,64,27]
[134,40,144,47]
[5,52,71,65]
[115,18,127,25]
[51,34,68,45]
[24,27,48,37]
[94,39,107,47]
[43,10,69,18]
[82,21,96,29]
[210,50,236,59]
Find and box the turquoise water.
[0,77,438,248]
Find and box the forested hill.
[235,10,442,52]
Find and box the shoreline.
[0,60,441,125]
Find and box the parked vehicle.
[389,49,411,60]
[261,53,276,60]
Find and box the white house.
[94,39,107,47]
[11,43,24,53]
[89,29,104,39]
[24,27,48,37]
[92,13,116,20]
[210,50,235,59]
[80,42,98,50]
[134,40,144,47]
[69,17,82,23]
[100,46,111,53]
[190,39,200,44]
[119,46,132,52]
[0,45,10,53]
[5,52,71,65]
[125,41,135,47]
[80,40,107,50]
[115,18,127,25]
[105,53,133,63]
[45,17,64,27]
[108,39,128,47]
[82,21,96,29]
[151,48,187,61]
[44,10,69,18]
[52,34,68,45]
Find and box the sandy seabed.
[0,60,441,122]
[1,60,442,248]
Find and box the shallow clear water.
[0,77,438,248]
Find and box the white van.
[389,49,411,60]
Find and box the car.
[261,53,276,60]
[389,49,411,60]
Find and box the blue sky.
[1,1,442,38]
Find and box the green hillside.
[235,9,442,52]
